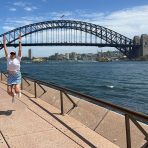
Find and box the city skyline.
[23,49,122,58]
[0,0,148,57]
[16,49,123,62]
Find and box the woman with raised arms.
[3,35,22,102]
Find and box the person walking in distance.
[3,35,22,103]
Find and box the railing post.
[34,81,37,98]
[0,72,2,81]
[125,114,131,148]
[60,91,64,115]
[63,91,77,108]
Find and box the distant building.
[70,52,77,60]
[28,49,32,59]
[54,53,59,60]
[65,53,70,60]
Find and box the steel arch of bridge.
[0,20,138,58]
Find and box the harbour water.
[0,60,148,114]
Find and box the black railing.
[0,71,148,148]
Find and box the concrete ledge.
[95,111,148,148]
[69,99,108,130]
[22,79,35,95]
[95,111,126,147]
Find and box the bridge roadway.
[0,43,137,48]
[0,82,119,148]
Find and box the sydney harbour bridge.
[0,20,143,59]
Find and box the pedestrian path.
[0,83,119,148]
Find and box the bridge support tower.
[133,34,148,58]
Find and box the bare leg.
[15,84,21,98]
[7,85,16,103]
[7,85,14,96]
[15,84,20,93]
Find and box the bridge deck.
[0,83,119,148]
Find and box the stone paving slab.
[5,130,82,148]
[0,83,119,148]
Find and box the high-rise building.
[28,49,32,59]
[65,53,70,60]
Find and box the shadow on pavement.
[0,110,15,116]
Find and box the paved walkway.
[0,82,119,148]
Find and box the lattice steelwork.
[0,20,138,58]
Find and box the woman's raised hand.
[18,35,22,57]
[3,35,8,57]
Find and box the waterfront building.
[70,52,77,60]
[65,53,70,60]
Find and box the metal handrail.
[23,75,148,122]
[1,71,147,121]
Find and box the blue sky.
[0,0,148,57]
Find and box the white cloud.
[24,7,32,11]
[13,1,37,12]
[24,6,37,11]
[3,16,45,29]
[74,5,148,38]
[96,5,148,37]
[13,2,26,7]
[9,8,17,11]
[2,26,15,31]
